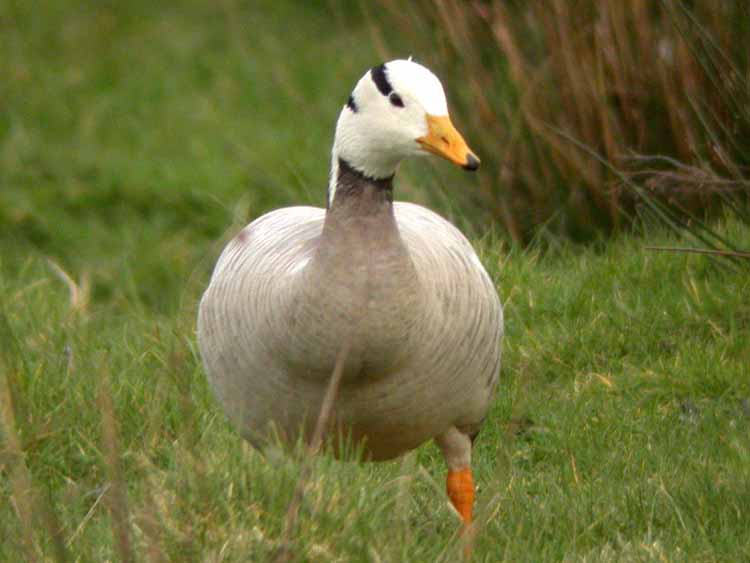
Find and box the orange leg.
[446,467,475,526]
[437,428,476,559]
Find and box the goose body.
[198,60,503,525]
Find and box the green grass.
[2,2,750,562]
[3,222,749,561]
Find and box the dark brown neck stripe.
[329,159,394,208]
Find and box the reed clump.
[378,1,750,242]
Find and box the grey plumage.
[198,165,503,461]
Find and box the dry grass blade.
[646,246,750,259]
[0,371,40,563]
[46,259,90,315]
[66,484,109,548]
[1,308,70,562]
[273,339,351,563]
[98,360,135,563]
[36,496,71,563]
[376,0,750,241]
[307,339,352,455]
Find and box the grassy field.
[2,2,750,562]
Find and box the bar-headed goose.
[198,59,503,528]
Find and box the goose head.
[330,59,479,203]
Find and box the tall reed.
[376,1,750,243]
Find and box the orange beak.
[417,114,480,171]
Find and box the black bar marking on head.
[346,94,358,113]
[370,63,393,96]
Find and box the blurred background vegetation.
[3,1,748,308]
[373,1,750,243]
[2,0,383,313]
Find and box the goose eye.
[389,93,405,108]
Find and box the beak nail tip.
[463,154,480,171]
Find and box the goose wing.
[394,202,503,429]
[197,205,325,441]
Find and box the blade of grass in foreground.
[546,124,747,269]
[98,357,135,563]
[646,246,750,259]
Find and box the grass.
[1,0,383,311]
[2,1,750,561]
[2,222,749,561]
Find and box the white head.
[329,59,479,205]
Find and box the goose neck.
[327,158,395,218]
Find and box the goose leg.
[435,427,475,526]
